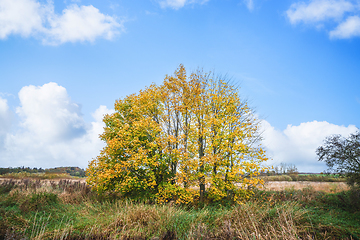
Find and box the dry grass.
[0,178,92,206]
[262,181,349,193]
[185,202,314,240]
[48,200,314,240]
[2,177,347,193]
[0,172,76,179]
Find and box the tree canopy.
[87,65,269,203]
[317,130,360,188]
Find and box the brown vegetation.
[262,181,349,193]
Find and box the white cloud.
[16,82,86,142]
[1,83,114,169]
[0,97,10,126]
[158,0,209,10]
[0,97,12,146]
[44,4,121,45]
[329,15,360,38]
[244,0,254,11]
[286,0,354,24]
[261,120,358,172]
[0,0,46,39]
[285,0,360,39]
[0,0,122,45]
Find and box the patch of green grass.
[309,189,360,237]
[253,187,360,239]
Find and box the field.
[260,174,346,183]
[262,181,349,192]
[0,178,359,240]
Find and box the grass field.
[260,174,346,182]
[0,172,81,180]
[262,181,349,193]
[0,178,359,240]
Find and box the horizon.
[0,165,329,175]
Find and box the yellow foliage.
[87,64,269,203]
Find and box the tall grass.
[1,179,359,239]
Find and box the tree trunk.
[199,135,205,202]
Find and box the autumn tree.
[317,131,360,188]
[87,65,268,203]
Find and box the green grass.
[261,174,346,182]
[0,179,359,239]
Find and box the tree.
[87,65,269,203]
[316,130,360,188]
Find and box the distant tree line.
[265,163,299,176]
[0,167,45,175]
[0,167,86,177]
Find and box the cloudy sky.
[0,0,359,172]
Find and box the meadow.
[260,174,349,192]
[1,176,359,240]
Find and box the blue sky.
[0,0,359,172]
